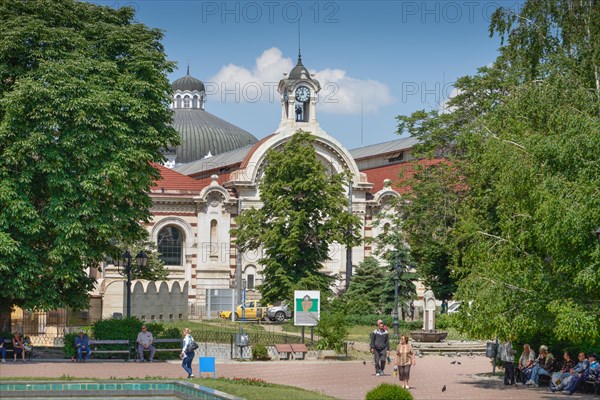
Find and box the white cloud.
[208,48,394,114]
[439,87,462,114]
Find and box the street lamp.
[114,250,148,318]
[392,255,400,340]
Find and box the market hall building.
[89,56,426,322]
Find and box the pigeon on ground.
[363,360,366,366]
[457,361,461,365]
[442,385,447,392]
[450,361,456,365]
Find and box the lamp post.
[392,254,399,339]
[115,250,148,318]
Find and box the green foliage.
[395,0,600,344]
[399,163,462,300]
[434,314,456,330]
[251,343,270,361]
[315,311,349,352]
[365,384,413,400]
[371,202,418,307]
[0,0,179,311]
[92,317,142,342]
[233,131,362,304]
[343,257,390,314]
[63,332,78,358]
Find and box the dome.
[171,109,259,164]
[172,74,205,93]
[288,56,312,80]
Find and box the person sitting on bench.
[12,332,25,362]
[137,324,155,362]
[75,331,91,362]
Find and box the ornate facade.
[93,56,426,320]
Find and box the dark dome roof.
[172,74,205,92]
[288,57,312,80]
[172,109,259,164]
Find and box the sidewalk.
[0,355,597,400]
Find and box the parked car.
[218,300,269,321]
[265,303,292,323]
[447,302,462,314]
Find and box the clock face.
[295,86,310,102]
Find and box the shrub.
[365,383,413,400]
[315,311,349,352]
[252,343,270,361]
[63,332,78,358]
[435,314,455,330]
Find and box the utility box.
[486,341,498,358]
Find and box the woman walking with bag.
[180,328,195,379]
[394,335,415,389]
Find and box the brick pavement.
[0,356,597,400]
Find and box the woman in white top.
[181,328,195,378]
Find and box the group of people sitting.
[73,324,156,363]
[500,341,599,395]
[0,332,33,362]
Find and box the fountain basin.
[409,330,448,342]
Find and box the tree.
[399,162,463,300]
[233,131,362,304]
[371,204,417,313]
[0,0,179,312]
[395,0,600,343]
[343,257,389,314]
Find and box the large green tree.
[233,131,362,304]
[0,0,178,312]
[397,0,600,342]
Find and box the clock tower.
[277,51,321,129]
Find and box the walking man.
[370,319,390,376]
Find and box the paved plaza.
[0,355,597,400]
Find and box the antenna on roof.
[298,21,302,62]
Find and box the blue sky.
[94,1,522,150]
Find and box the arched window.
[183,96,190,108]
[192,95,198,109]
[157,226,183,265]
[175,95,181,108]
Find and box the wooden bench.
[135,338,182,361]
[89,339,131,361]
[290,343,308,360]
[275,344,293,360]
[2,338,33,361]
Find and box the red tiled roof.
[151,163,206,193]
[193,172,232,188]
[362,159,446,193]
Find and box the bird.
[457,361,461,365]
[442,385,447,392]
[363,360,366,366]
[450,361,456,365]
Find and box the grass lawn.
[0,376,337,400]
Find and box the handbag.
[186,339,199,352]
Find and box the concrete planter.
[317,349,338,359]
